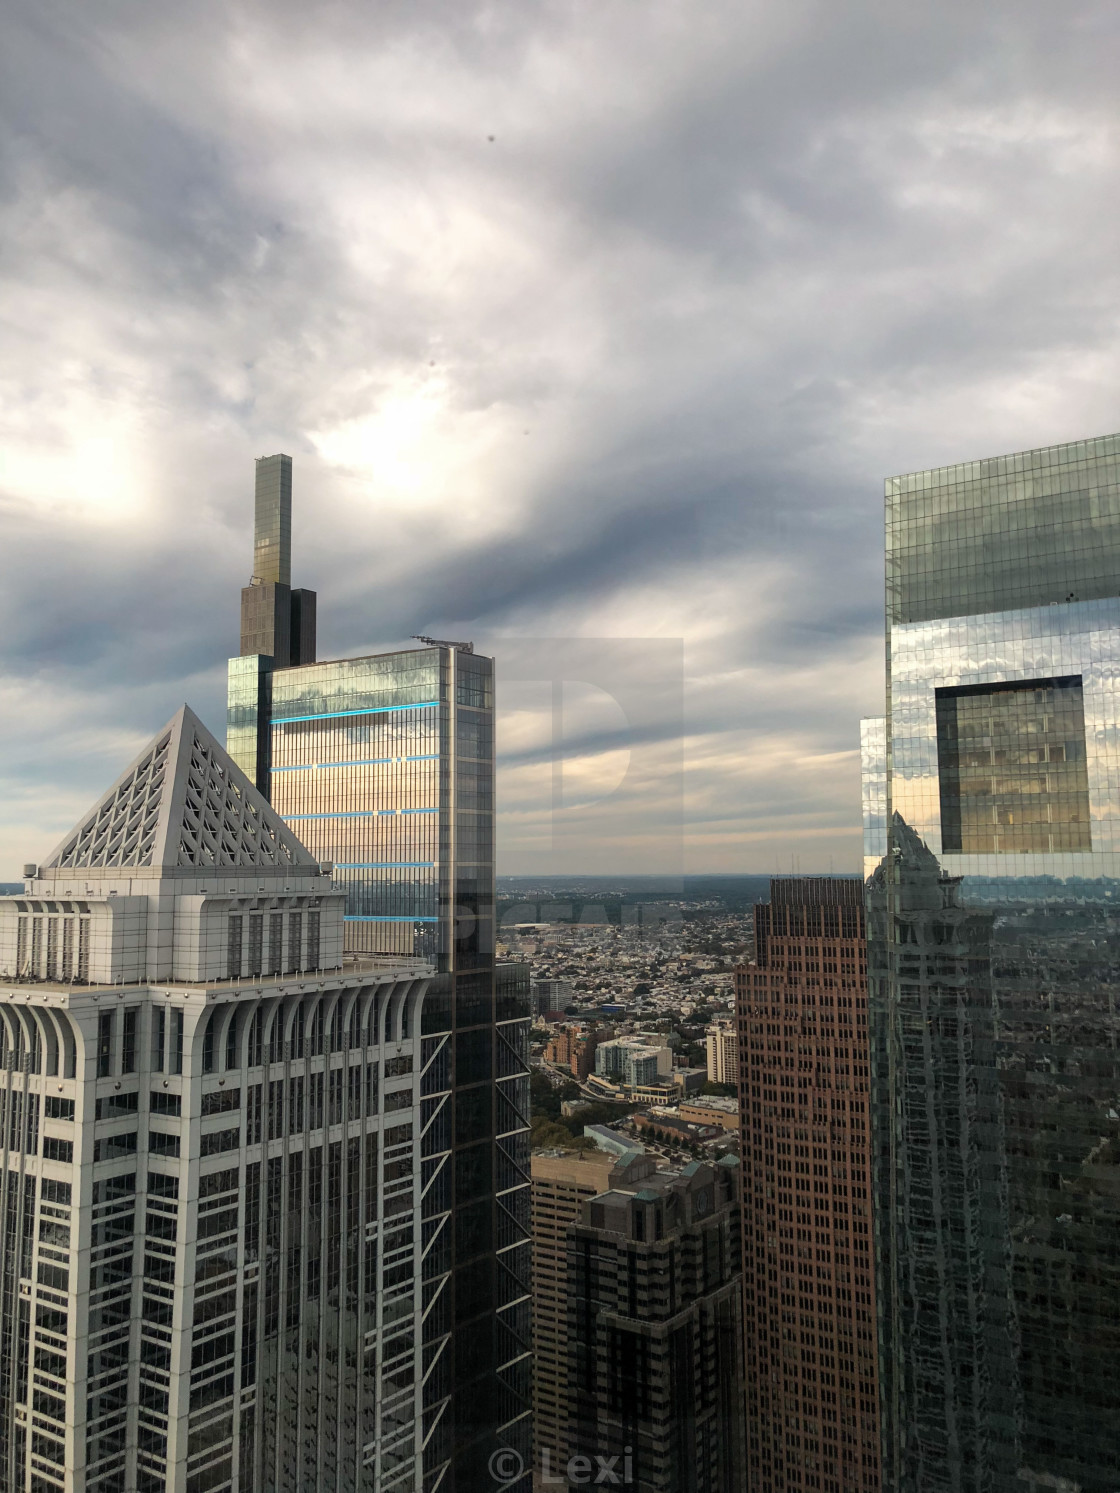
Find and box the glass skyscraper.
[227,458,531,1490]
[866,432,1120,1492]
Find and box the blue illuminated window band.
[334,862,435,870]
[344,916,439,923]
[285,809,438,821]
[271,701,440,725]
[271,754,439,773]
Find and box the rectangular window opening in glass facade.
[935,675,1091,854]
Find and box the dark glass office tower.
[240,454,318,667]
[227,458,532,1491]
[568,1157,746,1493]
[867,432,1120,1493]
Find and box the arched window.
[249,1008,264,1067]
[226,1010,240,1071]
[268,1008,283,1063]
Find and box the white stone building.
[0,707,446,1493]
[704,1021,738,1086]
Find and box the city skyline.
[4,1,1120,878]
[3,7,1120,1492]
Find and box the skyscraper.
[530,1147,625,1479]
[735,878,881,1493]
[568,1157,746,1493]
[868,430,1120,1492]
[0,706,437,1492]
[227,457,531,1490]
[239,454,317,667]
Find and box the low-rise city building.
[594,1036,673,1085]
[679,1096,739,1131]
[628,1080,678,1107]
[705,1018,738,1085]
[544,1022,614,1081]
[631,1112,719,1143]
[673,1066,707,1095]
[581,1125,643,1160]
[530,977,572,1019]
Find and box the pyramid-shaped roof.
[41,705,319,876]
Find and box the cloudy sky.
[2,0,1119,879]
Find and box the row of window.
[96,1007,183,1079]
[203,995,417,1074]
[227,911,320,980]
[14,914,90,984]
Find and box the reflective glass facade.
[886,431,1120,624]
[228,644,530,1492]
[253,454,292,586]
[229,647,495,970]
[860,718,887,878]
[869,432,1120,1493]
[272,698,441,958]
[935,676,1091,854]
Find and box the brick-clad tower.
[734,878,880,1493]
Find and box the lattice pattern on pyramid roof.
[46,730,174,870]
[42,705,319,874]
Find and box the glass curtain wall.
[870,432,1120,1493]
[228,644,531,1491]
[267,651,444,961]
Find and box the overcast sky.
[2,0,1119,879]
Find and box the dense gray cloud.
[2,0,1119,875]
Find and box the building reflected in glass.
[868,432,1120,1493]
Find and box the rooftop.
[36,705,319,882]
[0,955,430,1005]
